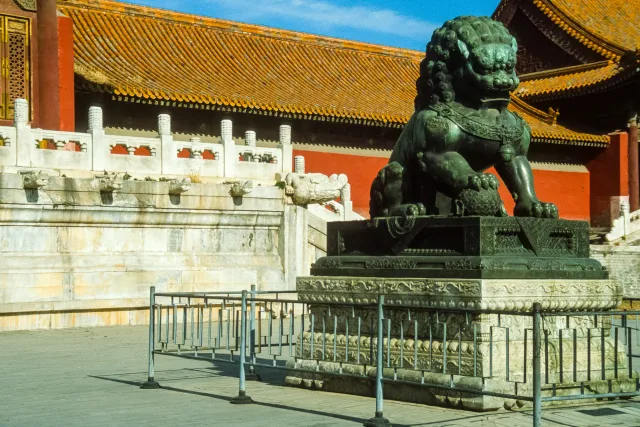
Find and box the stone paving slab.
[0,325,639,427]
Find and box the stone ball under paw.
[455,187,502,216]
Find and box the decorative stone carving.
[294,156,305,174]
[13,0,36,12]
[88,106,103,132]
[94,173,122,192]
[191,143,204,159]
[158,114,171,136]
[229,180,254,197]
[168,178,191,195]
[14,99,29,125]
[279,125,291,145]
[20,171,49,190]
[285,173,347,205]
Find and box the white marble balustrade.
[0,99,293,180]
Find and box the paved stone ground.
[1,325,639,427]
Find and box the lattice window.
[0,16,30,120]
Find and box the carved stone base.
[284,359,638,411]
[287,275,636,411]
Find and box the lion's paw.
[514,201,558,219]
[388,203,426,217]
[468,173,499,191]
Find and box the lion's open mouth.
[480,96,511,107]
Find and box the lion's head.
[415,16,519,110]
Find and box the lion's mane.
[414,16,517,111]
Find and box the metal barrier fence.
[141,287,640,427]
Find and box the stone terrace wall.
[0,173,304,331]
[591,245,640,300]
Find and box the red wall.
[490,167,590,221]
[296,149,591,220]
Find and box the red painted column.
[629,114,639,212]
[57,15,75,131]
[36,0,61,130]
[588,132,629,226]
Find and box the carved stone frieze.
[297,276,622,312]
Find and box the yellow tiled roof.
[59,0,422,126]
[537,0,640,60]
[495,0,640,61]
[516,61,635,99]
[59,0,609,146]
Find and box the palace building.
[1,0,637,224]
[494,0,640,224]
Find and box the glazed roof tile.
[516,61,636,100]
[59,0,609,146]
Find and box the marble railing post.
[278,125,293,174]
[245,131,256,147]
[158,113,175,174]
[88,106,104,171]
[15,99,32,167]
[222,119,236,178]
[341,182,353,219]
[294,155,305,174]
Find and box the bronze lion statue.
[370,16,558,219]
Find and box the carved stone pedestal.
[285,276,637,411]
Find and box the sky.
[125,0,500,51]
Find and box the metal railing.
[141,287,640,427]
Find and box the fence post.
[231,290,254,404]
[141,286,161,389]
[533,302,542,427]
[246,284,261,381]
[364,294,390,427]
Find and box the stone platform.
[285,275,637,411]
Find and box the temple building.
[1,0,637,224]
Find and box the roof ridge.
[57,0,425,60]
[533,0,627,61]
[519,60,614,81]
[510,94,557,124]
